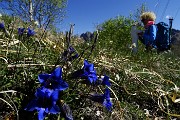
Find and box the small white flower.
[100,75,105,79]
[96,110,101,116]
[0,13,2,17]
[34,21,39,26]
[53,45,56,49]
[174,85,179,92]
[115,74,120,81]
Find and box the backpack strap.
[169,18,173,45]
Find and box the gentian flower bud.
[0,23,5,29]
[18,28,25,35]
[27,27,35,37]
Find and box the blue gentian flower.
[18,27,25,35]
[95,75,111,87]
[63,46,75,56]
[89,88,112,111]
[68,46,76,54]
[71,60,97,83]
[0,23,5,29]
[101,75,111,87]
[62,46,79,61]
[38,67,68,91]
[27,27,35,37]
[81,60,98,83]
[103,88,113,111]
[24,87,60,120]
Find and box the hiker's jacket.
[143,24,157,48]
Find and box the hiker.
[138,12,157,51]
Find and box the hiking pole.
[169,17,173,49]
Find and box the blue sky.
[60,0,180,34]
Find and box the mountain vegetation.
[0,4,180,120]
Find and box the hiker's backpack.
[155,22,171,51]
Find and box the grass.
[0,16,180,120]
